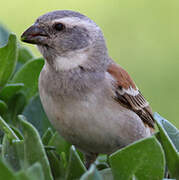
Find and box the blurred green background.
[0,0,178,128]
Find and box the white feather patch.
[123,86,139,96]
[54,51,88,71]
[52,17,98,29]
[106,72,139,96]
[118,86,139,96]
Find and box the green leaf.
[80,164,103,180]
[96,155,109,170]
[96,162,109,171]
[76,149,85,163]
[11,126,24,140]
[61,152,68,170]
[0,158,16,180]
[18,115,53,180]
[18,46,34,63]
[154,113,179,152]
[42,128,54,145]
[0,33,18,88]
[0,116,19,140]
[15,163,44,180]
[0,24,9,47]
[4,92,26,123]
[0,144,2,154]
[66,145,86,180]
[47,131,70,172]
[15,171,31,180]
[47,150,64,179]
[2,135,24,171]
[26,162,44,180]
[0,83,24,102]
[0,100,8,114]
[22,94,52,136]
[48,131,71,157]
[14,46,34,74]
[11,58,44,101]
[154,113,179,179]
[109,136,165,180]
[100,168,114,180]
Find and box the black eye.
[53,23,65,31]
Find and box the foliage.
[0,27,178,180]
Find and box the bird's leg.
[84,153,98,169]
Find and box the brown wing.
[107,63,155,128]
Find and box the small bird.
[21,10,155,168]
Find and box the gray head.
[21,10,109,71]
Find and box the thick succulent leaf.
[65,145,86,180]
[22,94,52,136]
[154,113,179,151]
[0,99,8,114]
[76,149,85,163]
[109,136,165,180]
[4,92,26,123]
[47,150,65,179]
[11,58,44,101]
[42,128,54,145]
[96,155,107,164]
[0,24,9,47]
[0,83,24,102]
[2,135,24,171]
[14,46,34,74]
[11,126,24,140]
[26,162,45,180]
[15,163,44,180]
[100,168,114,180]
[18,115,53,180]
[48,131,71,157]
[0,116,19,140]
[0,33,18,88]
[96,155,109,170]
[18,46,34,63]
[15,171,31,180]
[80,164,103,180]
[0,144,2,154]
[61,151,68,169]
[154,113,179,179]
[0,158,16,180]
[96,162,109,171]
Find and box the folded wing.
[107,63,155,128]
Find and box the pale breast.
[40,86,150,154]
[39,68,151,154]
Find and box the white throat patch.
[54,51,88,71]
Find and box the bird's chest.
[39,66,110,130]
[39,69,147,154]
[39,81,124,153]
[39,85,107,134]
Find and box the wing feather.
[108,63,155,128]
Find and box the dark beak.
[21,25,48,45]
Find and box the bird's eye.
[53,23,65,31]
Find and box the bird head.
[21,10,109,70]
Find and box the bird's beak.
[21,25,48,45]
